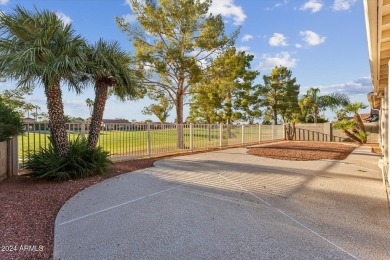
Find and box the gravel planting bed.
[247,141,357,161]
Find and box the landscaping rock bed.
[247,141,357,161]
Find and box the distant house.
[341,110,379,123]
[102,119,129,124]
[342,113,372,121]
[23,117,36,124]
[101,119,129,130]
[23,118,37,131]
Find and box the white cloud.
[295,43,303,48]
[241,34,253,42]
[208,0,246,25]
[0,0,9,5]
[300,30,326,46]
[266,0,289,10]
[55,12,72,26]
[304,76,372,96]
[257,52,298,71]
[269,33,288,47]
[300,0,323,14]
[122,14,137,24]
[332,0,357,11]
[237,46,250,52]
[274,0,289,8]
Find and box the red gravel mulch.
[247,141,357,161]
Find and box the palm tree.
[302,88,320,123]
[300,88,349,123]
[86,39,137,149]
[285,113,302,140]
[85,98,94,116]
[334,102,368,144]
[23,103,35,118]
[0,6,87,156]
[333,120,364,143]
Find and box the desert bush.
[25,137,112,181]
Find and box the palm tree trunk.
[88,85,108,149]
[343,129,363,144]
[354,113,366,132]
[44,83,69,157]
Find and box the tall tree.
[299,87,350,123]
[0,6,87,156]
[142,96,173,123]
[86,39,138,149]
[117,0,237,147]
[256,66,300,125]
[189,48,260,124]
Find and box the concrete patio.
[54,144,390,260]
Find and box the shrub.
[25,137,112,181]
[0,102,24,141]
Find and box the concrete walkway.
[54,144,390,260]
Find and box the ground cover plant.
[25,138,111,181]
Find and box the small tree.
[0,102,24,141]
[142,97,173,123]
[285,113,302,140]
[0,88,40,118]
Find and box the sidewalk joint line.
[58,183,185,226]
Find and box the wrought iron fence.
[18,123,284,168]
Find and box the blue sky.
[0,0,371,122]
